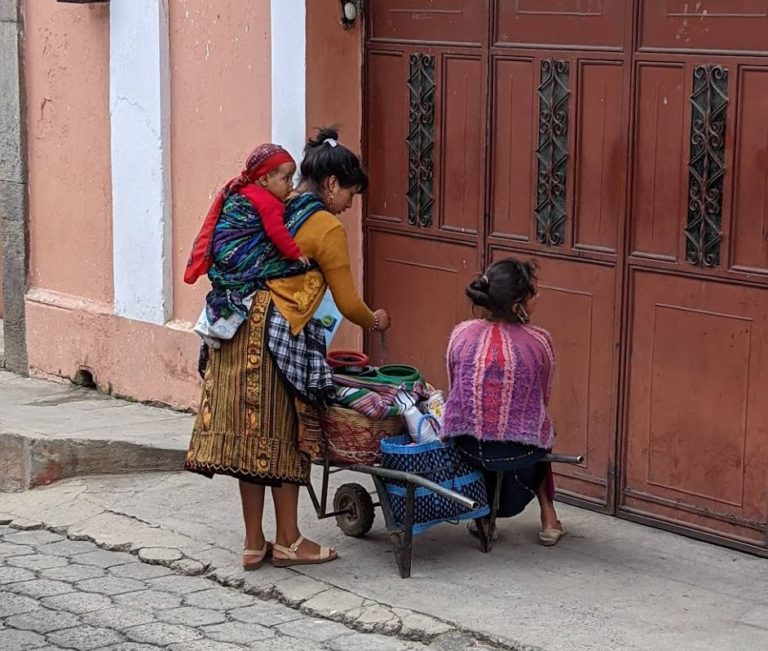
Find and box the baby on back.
[185,143,310,347]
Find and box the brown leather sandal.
[272,536,337,568]
[242,542,272,571]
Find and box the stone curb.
[0,511,538,650]
[0,432,186,492]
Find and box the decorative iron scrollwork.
[685,64,728,268]
[534,59,570,246]
[407,53,435,228]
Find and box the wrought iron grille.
[406,53,435,228]
[534,59,570,246]
[685,64,729,268]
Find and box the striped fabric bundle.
[332,374,430,420]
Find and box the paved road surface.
[0,524,436,651]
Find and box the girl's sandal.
[538,522,567,547]
[272,536,337,568]
[242,542,272,571]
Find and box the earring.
[327,191,335,209]
[514,303,530,323]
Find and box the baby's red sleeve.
[260,201,303,260]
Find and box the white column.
[109,0,172,324]
[271,0,306,162]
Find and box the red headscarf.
[184,144,295,284]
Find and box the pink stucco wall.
[170,0,272,324]
[22,1,365,409]
[306,3,365,353]
[26,1,113,305]
[23,1,123,392]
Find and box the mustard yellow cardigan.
[267,210,375,334]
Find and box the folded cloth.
[332,374,430,420]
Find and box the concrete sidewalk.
[1,370,767,650]
[0,370,193,490]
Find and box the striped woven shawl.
[205,192,325,323]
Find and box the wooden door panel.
[623,270,768,542]
[438,55,484,235]
[367,51,409,225]
[639,0,768,54]
[573,60,626,253]
[630,63,687,261]
[495,0,627,50]
[366,231,477,388]
[369,0,487,46]
[490,250,617,505]
[731,67,768,275]
[533,258,616,504]
[489,57,536,242]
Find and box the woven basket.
[380,434,490,535]
[321,406,403,465]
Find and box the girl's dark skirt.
[454,436,554,518]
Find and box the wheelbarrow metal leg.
[477,471,503,554]
[371,476,397,530]
[306,479,322,517]
[399,482,415,578]
[371,475,413,579]
[319,458,331,516]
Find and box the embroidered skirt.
[185,290,313,486]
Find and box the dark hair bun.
[300,126,369,192]
[465,276,492,309]
[465,257,538,323]
[305,126,341,152]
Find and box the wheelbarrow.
[305,452,583,578]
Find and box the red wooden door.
[486,1,631,510]
[366,0,630,511]
[364,1,768,554]
[365,1,490,387]
[620,1,768,552]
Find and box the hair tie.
[324,138,339,148]
[481,274,489,285]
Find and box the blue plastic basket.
[380,435,490,535]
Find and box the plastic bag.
[396,391,440,444]
[313,290,344,348]
[422,385,445,426]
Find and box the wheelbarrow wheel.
[333,483,375,537]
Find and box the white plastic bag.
[414,413,440,444]
[394,389,441,444]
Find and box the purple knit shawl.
[442,319,556,448]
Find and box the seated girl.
[441,257,565,546]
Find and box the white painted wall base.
[110,0,172,325]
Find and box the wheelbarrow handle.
[542,453,584,465]
[347,464,479,511]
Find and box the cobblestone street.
[0,524,430,651]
